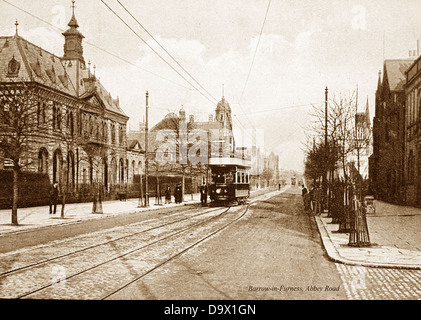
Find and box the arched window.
[53,149,62,184]
[103,158,108,189]
[56,105,61,130]
[119,158,124,184]
[126,159,129,183]
[38,147,48,174]
[111,158,117,185]
[132,160,136,181]
[138,161,142,175]
[89,157,93,185]
[67,151,75,189]
[119,125,124,145]
[52,103,56,129]
[67,111,74,138]
[89,116,93,135]
[111,123,116,144]
[37,101,41,125]
[102,122,107,142]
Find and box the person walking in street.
[49,183,59,214]
[174,183,182,204]
[200,183,208,206]
[165,186,171,204]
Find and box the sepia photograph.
[0,0,420,310]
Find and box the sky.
[1,0,421,172]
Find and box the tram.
[208,157,250,205]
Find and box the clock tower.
[62,0,85,64]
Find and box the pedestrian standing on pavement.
[301,185,309,211]
[174,183,182,204]
[165,186,171,204]
[314,184,322,216]
[309,184,315,212]
[200,183,208,206]
[49,183,59,214]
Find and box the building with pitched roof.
[371,58,415,203]
[127,94,255,195]
[0,3,143,204]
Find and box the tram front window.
[214,173,225,184]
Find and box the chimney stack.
[409,50,412,57]
[208,114,213,122]
[189,114,194,123]
[418,39,420,56]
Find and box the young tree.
[0,82,39,225]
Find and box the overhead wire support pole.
[145,91,149,207]
[324,86,328,214]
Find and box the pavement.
[0,193,204,236]
[315,199,421,270]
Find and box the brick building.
[371,58,415,203]
[404,54,421,206]
[0,4,143,203]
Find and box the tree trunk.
[11,166,19,225]
[61,164,67,218]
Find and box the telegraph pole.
[324,86,328,213]
[145,91,149,207]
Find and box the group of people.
[165,184,183,204]
[301,183,323,215]
[48,181,207,214]
[164,183,208,206]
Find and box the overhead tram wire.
[0,0,195,91]
[100,0,217,107]
[233,101,324,117]
[237,0,272,132]
[115,0,219,105]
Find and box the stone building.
[128,95,245,194]
[0,4,143,202]
[404,54,421,206]
[371,58,415,203]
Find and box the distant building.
[353,98,371,179]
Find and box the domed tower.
[62,1,85,65]
[215,96,232,131]
[179,105,186,121]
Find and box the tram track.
[101,203,250,300]
[0,205,217,277]
[7,204,249,299]
[1,206,232,299]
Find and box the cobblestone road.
[336,264,421,300]
[0,205,242,299]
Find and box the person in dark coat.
[174,184,182,204]
[49,183,59,214]
[200,183,208,206]
[165,186,171,204]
